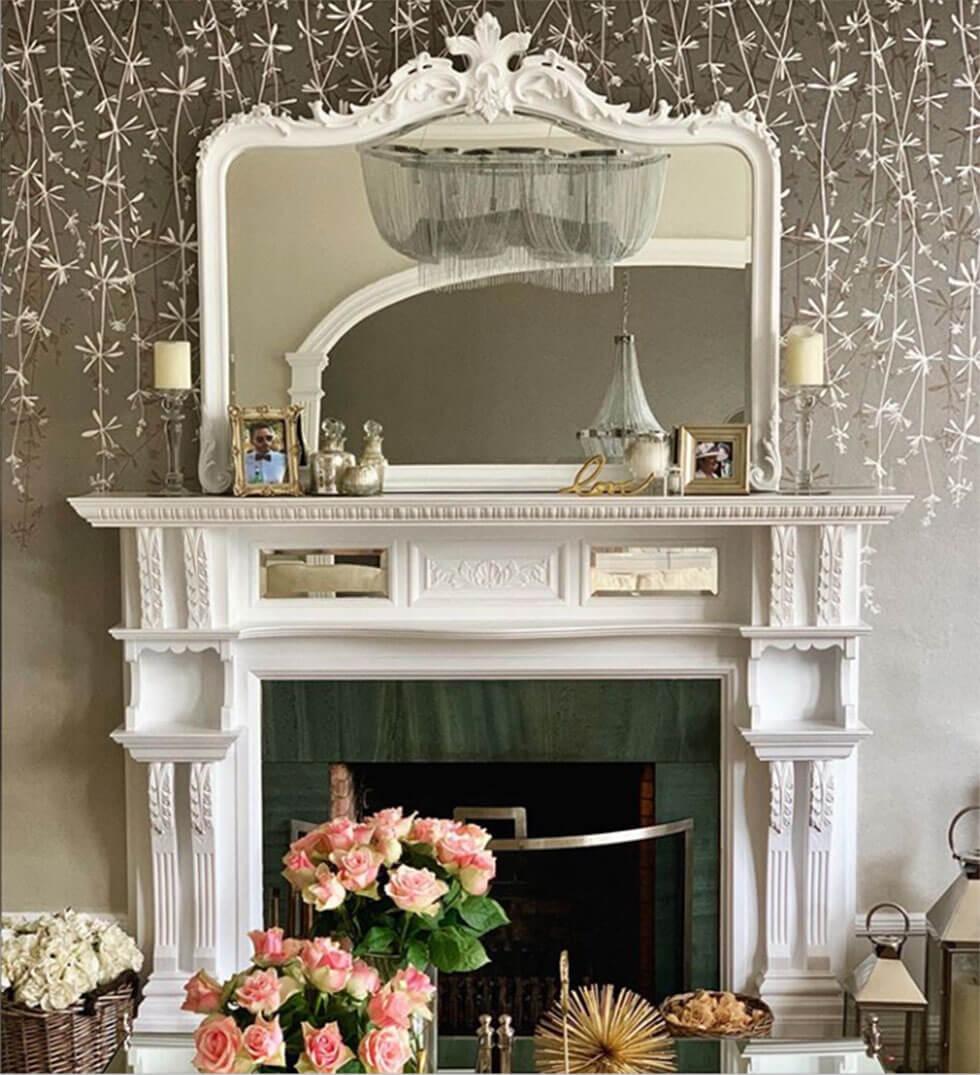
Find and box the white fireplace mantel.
[70,490,911,1038]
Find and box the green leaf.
[457,895,510,935]
[406,938,430,970]
[356,925,397,955]
[429,926,490,973]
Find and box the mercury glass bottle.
[360,419,388,491]
[312,418,355,496]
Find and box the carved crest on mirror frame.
[196,13,783,495]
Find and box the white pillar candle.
[153,341,192,390]
[784,325,825,387]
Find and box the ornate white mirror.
[198,15,781,493]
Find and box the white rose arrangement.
[2,909,143,1012]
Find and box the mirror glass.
[226,118,751,464]
[590,546,719,596]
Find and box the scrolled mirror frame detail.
[197,13,782,494]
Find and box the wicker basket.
[1,971,141,1074]
[660,990,773,1040]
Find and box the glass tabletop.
[109,1035,885,1073]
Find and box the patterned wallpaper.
[3,0,979,544]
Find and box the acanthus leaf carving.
[183,527,213,630]
[189,762,214,839]
[816,526,844,626]
[751,400,783,492]
[427,557,549,592]
[769,760,795,835]
[137,527,164,630]
[808,760,835,833]
[769,525,798,627]
[148,761,175,838]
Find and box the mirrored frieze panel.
[590,545,719,596]
[260,548,388,599]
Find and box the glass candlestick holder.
[154,388,194,496]
[792,386,824,494]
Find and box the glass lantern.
[925,806,980,1073]
[844,902,927,1071]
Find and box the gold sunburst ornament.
[535,980,676,1074]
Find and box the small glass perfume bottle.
[360,419,387,491]
[312,417,354,495]
[667,464,683,496]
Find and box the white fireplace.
[70,491,910,1040]
[66,14,917,1050]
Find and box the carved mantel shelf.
[69,491,912,528]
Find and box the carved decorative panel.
[410,542,564,604]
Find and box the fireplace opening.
[341,762,691,1035]
[262,679,720,1038]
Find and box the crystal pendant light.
[578,271,667,462]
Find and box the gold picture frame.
[677,424,751,495]
[229,404,303,496]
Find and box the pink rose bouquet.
[184,808,508,1072]
[184,933,434,1073]
[280,807,507,978]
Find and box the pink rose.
[391,966,434,1011]
[298,1020,353,1074]
[182,969,224,1014]
[405,817,448,847]
[282,848,317,889]
[367,985,414,1030]
[352,821,377,846]
[193,1015,243,1074]
[300,937,353,993]
[371,823,403,866]
[436,824,493,875]
[302,864,346,911]
[321,817,357,853]
[384,865,448,917]
[235,967,298,1016]
[458,849,496,896]
[368,807,414,838]
[330,846,382,896]
[290,827,333,863]
[359,1026,413,1075]
[242,1014,285,1066]
[248,927,302,967]
[346,959,382,1000]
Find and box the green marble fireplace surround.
[262,678,721,1029]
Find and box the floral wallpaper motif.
[3,0,978,544]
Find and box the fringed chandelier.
[359,144,669,293]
